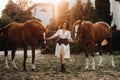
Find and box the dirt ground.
[0,50,120,80]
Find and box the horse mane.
[0,22,14,34]
[95,21,111,32]
[95,21,111,27]
[74,20,83,26]
[25,19,45,31]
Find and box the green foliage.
[12,11,34,23]
[95,0,112,25]
[70,0,100,23]
[57,0,69,24]
[0,13,12,27]
[1,0,35,24]
[83,0,100,22]
[2,0,20,20]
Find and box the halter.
[43,32,46,44]
[74,24,79,38]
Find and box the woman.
[47,20,73,72]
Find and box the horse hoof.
[98,65,103,68]
[84,67,89,70]
[13,67,18,70]
[31,68,36,72]
[4,66,9,71]
[23,68,27,71]
[98,66,103,68]
[4,67,9,71]
[112,65,115,68]
[92,67,96,70]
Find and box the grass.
[0,51,120,80]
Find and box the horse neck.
[78,21,84,34]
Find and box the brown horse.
[0,19,46,71]
[74,20,115,70]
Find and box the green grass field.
[0,52,120,80]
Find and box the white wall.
[110,0,120,30]
[31,5,53,27]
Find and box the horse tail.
[105,23,113,46]
[0,23,13,35]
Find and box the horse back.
[8,22,23,43]
[21,20,45,45]
[94,22,112,42]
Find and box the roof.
[28,3,54,11]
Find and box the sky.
[0,0,9,15]
[0,0,95,16]
[0,0,68,15]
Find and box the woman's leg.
[60,49,64,64]
[60,49,65,72]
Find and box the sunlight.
[52,0,61,5]
[52,0,61,19]
[32,0,60,4]
[31,0,61,19]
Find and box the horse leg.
[4,42,9,70]
[91,42,95,70]
[98,43,103,67]
[11,47,17,70]
[31,45,36,71]
[23,46,27,71]
[83,44,89,70]
[108,38,115,67]
[4,49,9,70]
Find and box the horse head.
[73,20,83,41]
[37,21,47,49]
[41,26,48,49]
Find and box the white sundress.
[52,29,72,58]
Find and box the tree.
[71,0,84,20]
[2,0,20,20]
[95,0,112,25]
[84,0,99,22]
[2,0,34,23]
[48,0,69,31]
[0,14,12,27]
[16,0,32,11]
[57,0,69,24]
[12,10,34,23]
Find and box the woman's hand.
[46,37,51,40]
[68,38,75,43]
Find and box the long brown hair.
[59,20,70,30]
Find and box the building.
[30,3,54,27]
[110,0,120,29]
